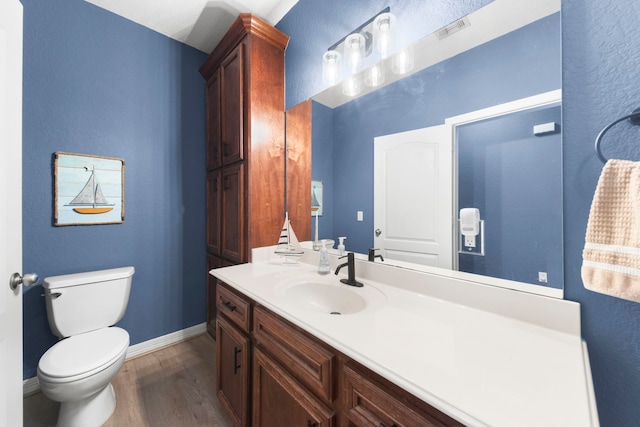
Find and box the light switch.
[357,211,363,221]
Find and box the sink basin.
[278,278,387,315]
[285,282,366,314]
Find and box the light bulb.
[322,50,342,86]
[365,64,385,87]
[391,45,414,75]
[342,76,361,97]
[344,33,365,73]
[374,12,396,58]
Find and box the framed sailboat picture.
[54,152,125,226]
[311,180,323,216]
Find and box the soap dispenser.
[318,239,330,275]
[338,237,346,256]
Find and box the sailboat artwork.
[67,166,114,214]
[54,152,125,226]
[274,212,304,258]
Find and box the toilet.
[37,266,135,427]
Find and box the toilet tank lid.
[43,266,135,290]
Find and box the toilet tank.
[43,266,135,338]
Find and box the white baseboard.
[23,322,207,397]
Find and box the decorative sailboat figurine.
[274,212,304,258]
[67,166,114,214]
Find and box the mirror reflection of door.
[456,103,562,288]
[374,124,453,268]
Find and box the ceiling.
[84,0,299,53]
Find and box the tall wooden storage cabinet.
[200,14,290,337]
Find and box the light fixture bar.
[327,7,390,53]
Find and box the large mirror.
[294,0,562,296]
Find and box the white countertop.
[210,246,598,427]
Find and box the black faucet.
[334,252,363,287]
[368,248,384,262]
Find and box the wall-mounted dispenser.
[459,208,484,255]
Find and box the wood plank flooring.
[24,334,234,427]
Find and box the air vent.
[437,17,471,40]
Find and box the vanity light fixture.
[322,7,396,94]
[342,75,361,97]
[391,44,414,75]
[322,50,342,86]
[373,12,396,58]
[364,64,385,87]
[345,33,366,73]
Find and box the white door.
[374,125,453,268]
[1,1,24,426]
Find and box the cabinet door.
[253,347,334,427]
[220,43,244,166]
[217,316,251,427]
[206,70,222,170]
[207,171,222,254]
[221,163,245,262]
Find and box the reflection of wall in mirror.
[457,104,562,289]
[311,13,561,256]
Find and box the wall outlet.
[357,211,363,221]
[538,272,548,283]
[464,235,476,248]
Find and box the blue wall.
[21,0,208,379]
[280,0,640,426]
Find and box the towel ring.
[594,107,640,163]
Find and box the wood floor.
[24,334,234,427]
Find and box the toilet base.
[56,383,116,427]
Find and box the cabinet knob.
[307,421,318,427]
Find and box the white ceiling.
[84,0,299,53]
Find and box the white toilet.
[37,266,135,427]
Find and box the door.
[220,44,244,166]
[374,125,453,268]
[221,163,245,263]
[1,1,24,426]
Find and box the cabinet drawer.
[343,364,464,427]
[216,281,251,332]
[253,306,334,402]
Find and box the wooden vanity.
[209,247,599,427]
[216,280,463,427]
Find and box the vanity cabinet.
[214,279,463,427]
[200,14,290,338]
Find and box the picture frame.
[54,152,125,226]
[311,180,323,216]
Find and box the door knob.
[9,272,39,290]
[375,228,382,237]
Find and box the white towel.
[582,159,640,302]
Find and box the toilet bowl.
[37,267,134,427]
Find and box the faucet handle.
[368,248,384,262]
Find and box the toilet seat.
[38,327,129,383]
